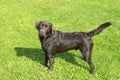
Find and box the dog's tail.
[87,22,112,37]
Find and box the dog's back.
[44,30,90,53]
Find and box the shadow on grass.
[15,47,44,64]
[15,47,89,71]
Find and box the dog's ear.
[36,21,40,30]
[49,23,55,33]
[52,25,55,32]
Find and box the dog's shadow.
[15,47,89,71]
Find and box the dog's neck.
[39,30,56,45]
[39,33,52,42]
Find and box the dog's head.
[36,21,55,37]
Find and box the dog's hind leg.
[79,41,94,74]
[86,42,94,74]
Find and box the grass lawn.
[0,0,120,80]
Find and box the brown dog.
[36,21,112,74]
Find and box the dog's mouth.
[38,30,46,37]
[39,33,46,37]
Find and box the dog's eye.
[42,24,44,26]
[45,25,48,28]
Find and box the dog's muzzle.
[39,30,46,37]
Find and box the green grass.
[0,0,120,80]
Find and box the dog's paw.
[90,70,94,75]
[48,67,53,71]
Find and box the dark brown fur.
[36,21,112,74]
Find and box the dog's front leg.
[44,52,48,67]
[48,54,54,71]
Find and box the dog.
[35,21,112,74]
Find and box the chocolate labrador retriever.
[35,21,112,74]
